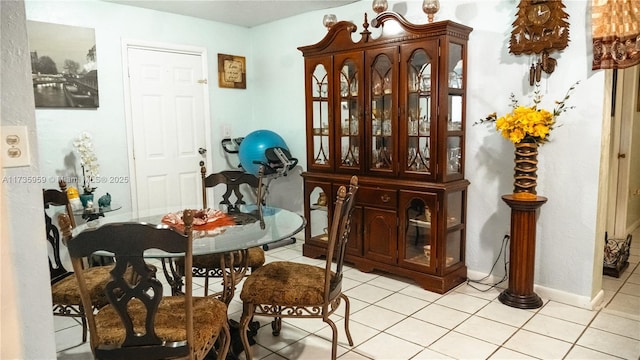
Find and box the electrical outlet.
[2,126,31,168]
[222,124,232,138]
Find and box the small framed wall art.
[218,53,246,89]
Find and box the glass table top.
[73,206,306,258]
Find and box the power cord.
[466,234,510,292]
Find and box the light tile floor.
[56,227,640,359]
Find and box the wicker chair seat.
[94,296,227,349]
[51,265,112,306]
[179,247,265,269]
[241,261,336,306]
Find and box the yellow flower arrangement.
[476,82,579,145]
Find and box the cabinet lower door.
[346,206,363,256]
[363,207,397,264]
[398,190,438,273]
[305,180,331,247]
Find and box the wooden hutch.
[298,12,472,293]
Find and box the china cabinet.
[298,12,472,293]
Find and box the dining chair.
[172,163,266,300]
[238,175,359,360]
[61,209,231,360]
[45,180,112,343]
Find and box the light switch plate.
[2,126,31,168]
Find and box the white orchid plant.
[73,132,100,194]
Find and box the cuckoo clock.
[510,0,570,85]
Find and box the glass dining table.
[73,206,306,303]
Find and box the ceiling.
[105,0,358,28]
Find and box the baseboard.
[466,270,603,310]
[534,285,604,310]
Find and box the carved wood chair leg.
[271,317,282,336]
[323,317,339,360]
[216,321,231,360]
[341,294,354,346]
[239,303,255,360]
[203,273,209,296]
[81,310,88,343]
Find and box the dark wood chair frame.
[62,210,230,360]
[163,163,266,301]
[45,180,93,342]
[238,175,359,360]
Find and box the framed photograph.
[218,53,246,89]
[27,21,99,108]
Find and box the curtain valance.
[592,0,639,70]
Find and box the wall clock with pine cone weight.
[510,0,570,85]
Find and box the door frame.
[121,39,212,213]
[602,67,637,237]
[613,66,640,234]
[594,67,638,302]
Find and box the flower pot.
[79,193,94,208]
[513,142,538,199]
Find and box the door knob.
[198,147,207,155]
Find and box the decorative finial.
[422,0,440,23]
[372,0,388,14]
[361,13,371,42]
[323,14,337,30]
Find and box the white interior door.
[613,66,640,235]
[126,45,210,214]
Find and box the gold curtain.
[592,0,640,70]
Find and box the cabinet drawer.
[358,187,397,209]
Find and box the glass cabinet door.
[445,42,464,179]
[308,185,329,243]
[399,191,437,272]
[308,62,331,170]
[405,48,433,177]
[444,190,465,268]
[335,55,362,172]
[368,50,396,174]
[400,42,438,180]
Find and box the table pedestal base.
[499,289,543,309]
[205,319,259,360]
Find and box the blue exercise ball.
[238,130,288,175]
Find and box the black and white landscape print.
[27,21,99,108]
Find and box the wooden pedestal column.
[499,194,547,309]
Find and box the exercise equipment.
[228,129,297,177]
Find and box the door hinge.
[197,79,208,84]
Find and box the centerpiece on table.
[73,132,100,207]
[475,81,578,199]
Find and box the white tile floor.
[56,228,640,359]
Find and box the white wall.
[24,0,604,306]
[1,0,609,355]
[251,0,605,302]
[26,0,255,213]
[1,1,57,358]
